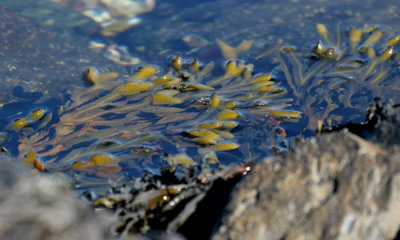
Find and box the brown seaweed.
[260,24,400,131]
[12,53,294,190]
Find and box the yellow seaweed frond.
[216,109,239,120]
[153,90,183,105]
[316,24,330,43]
[172,153,195,168]
[216,39,253,59]
[132,65,159,79]
[85,67,119,84]
[118,80,154,95]
[12,118,29,130]
[250,73,273,83]
[184,129,222,140]
[267,110,302,119]
[211,143,239,151]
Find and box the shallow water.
[0,0,399,194]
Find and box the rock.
[0,6,125,104]
[0,160,112,240]
[125,0,400,60]
[212,107,400,240]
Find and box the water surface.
[1,0,399,194]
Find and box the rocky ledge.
[0,161,112,240]
[212,101,400,240]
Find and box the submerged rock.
[0,6,125,104]
[124,0,400,60]
[212,104,400,240]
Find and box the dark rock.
[90,164,247,239]
[126,231,186,240]
[212,107,400,239]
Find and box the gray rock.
[0,161,112,240]
[212,128,400,240]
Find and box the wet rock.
[125,0,400,60]
[126,231,186,240]
[87,164,245,238]
[0,6,126,103]
[212,107,400,239]
[0,160,112,240]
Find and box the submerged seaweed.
[258,24,400,132]
[5,24,400,193]
[7,51,295,192]
[3,23,399,194]
[2,23,400,236]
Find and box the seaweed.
[4,23,400,236]
[258,24,400,132]
[9,53,293,192]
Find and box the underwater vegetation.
[4,24,399,195]
[257,24,400,132]
[7,48,298,191]
[2,23,400,235]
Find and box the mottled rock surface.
[213,108,400,240]
[0,160,112,240]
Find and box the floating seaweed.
[9,51,294,191]
[258,24,400,131]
